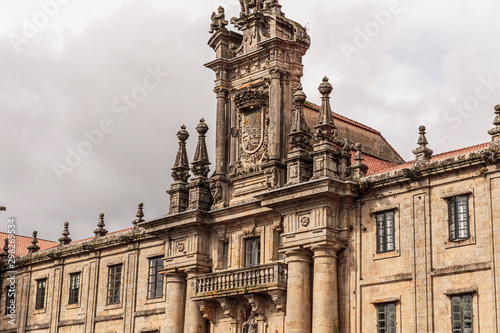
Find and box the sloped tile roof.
[357,142,491,176]
[0,233,59,257]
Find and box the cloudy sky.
[1,0,499,242]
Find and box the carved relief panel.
[230,88,270,177]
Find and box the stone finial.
[27,231,40,254]
[317,77,335,125]
[172,125,191,183]
[191,119,211,178]
[412,125,433,164]
[314,76,337,143]
[488,105,500,147]
[94,213,108,238]
[351,143,369,179]
[1,238,9,259]
[289,86,311,150]
[58,222,72,246]
[0,206,5,211]
[133,203,144,228]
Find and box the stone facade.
[2,1,500,332]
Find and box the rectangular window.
[107,264,122,305]
[148,257,164,299]
[68,273,80,305]
[278,232,285,260]
[222,242,229,270]
[451,294,473,333]
[35,279,47,310]
[449,195,470,241]
[4,286,15,315]
[377,302,396,333]
[376,211,395,253]
[245,237,261,267]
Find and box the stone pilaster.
[165,271,187,333]
[312,244,339,333]
[184,269,208,333]
[285,249,312,333]
[168,126,191,214]
[286,87,312,186]
[214,87,229,176]
[269,68,283,161]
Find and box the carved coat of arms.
[233,89,270,170]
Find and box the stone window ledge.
[444,287,478,296]
[371,297,400,305]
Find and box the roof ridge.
[304,101,381,134]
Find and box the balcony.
[192,262,287,299]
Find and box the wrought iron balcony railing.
[192,262,287,299]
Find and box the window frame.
[448,195,470,242]
[277,232,285,260]
[222,242,229,270]
[147,257,164,300]
[376,211,396,254]
[376,302,396,333]
[244,237,261,267]
[68,272,81,305]
[35,278,47,311]
[451,294,473,333]
[106,264,122,305]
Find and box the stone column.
[312,245,339,332]
[165,272,187,333]
[285,249,312,333]
[214,87,228,175]
[184,270,206,333]
[269,69,282,160]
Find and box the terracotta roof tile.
[357,142,491,176]
[0,233,58,257]
[304,101,404,162]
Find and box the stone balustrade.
[192,263,287,299]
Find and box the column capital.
[285,248,313,263]
[164,270,187,283]
[311,243,343,258]
[213,86,229,98]
[269,68,284,80]
[185,267,211,278]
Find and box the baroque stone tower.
[206,0,311,208]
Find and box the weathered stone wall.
[352,163,500,332]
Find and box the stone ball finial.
[495,105,500,112]
[419,125,426,133]
[196,118,209,135]
[355,142,362,151]
[64,221,69,227]
[177,125,190,142]
[318,76,333,96]
[293,86,307,104]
